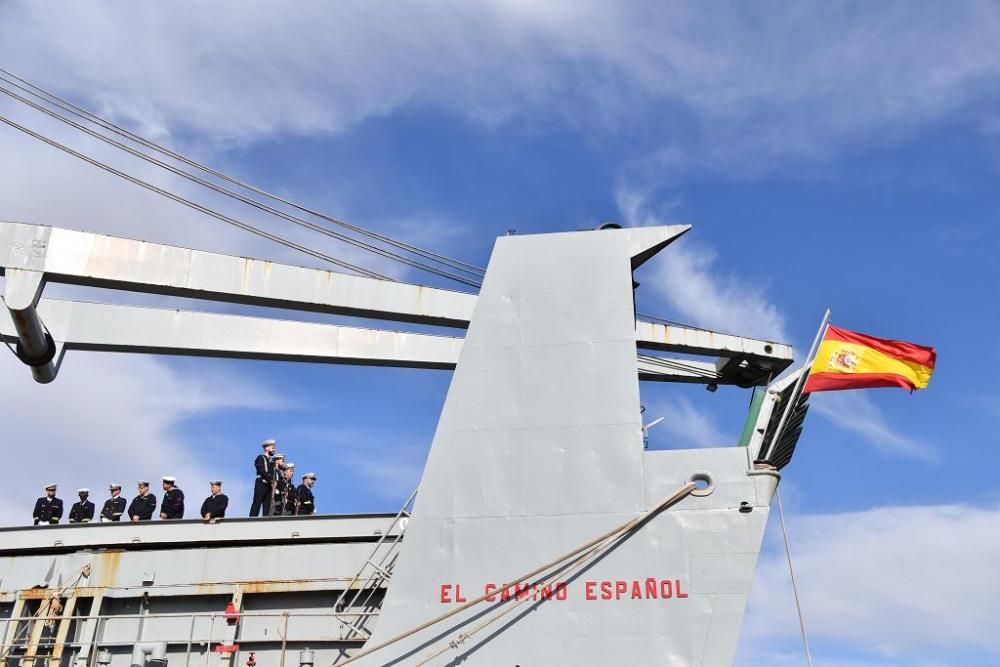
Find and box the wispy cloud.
[288,427,425,505]
[741,503,1000,662]
[810,391,937,462]
[620,186,933,462]
[3,2,1000,165]
[0,352,281,525]
[619,187,788,342]
[645,396,731,449]
[739,650,962,667]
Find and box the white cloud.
[810,391,936,462]
[619,187,788,342]
[3,2,999,166]
[0,350,280,525]
[646,396,731,449]
[288,427,424,504]
[738,649,961,667]
[620,189,932,464]
[740,503,1000,661]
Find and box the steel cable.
[0,67,485,279]
[0,113,391,280]
[0,82,481,288]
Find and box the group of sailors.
[33,478,227,524]
[30,438,318,525]
[249,439,318,517]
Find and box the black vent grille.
[759,378,811,470]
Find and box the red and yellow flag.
[803,325,936,393]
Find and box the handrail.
[330,489,416,640]
[0,609,375,667]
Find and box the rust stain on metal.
[240,259,251,293]
[91,550,124,588]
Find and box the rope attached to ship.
[0,563,90,663]
[337,481,698,666]
[776,488,814,667]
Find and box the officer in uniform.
[101,483,126,522]
[282,463,298,515]
[128,481,157,522]
[297,473,317,515]
[68,489,95,523]
[250,439,277,517]
[33,484,63,525]
[270,453,287,516]
[200,480,229,520]
[160,476,185,520]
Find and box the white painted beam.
[0,299,464,370]
[0,222,477,327]
[636,319,793,362]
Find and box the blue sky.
[0,3,997,665]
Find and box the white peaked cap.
[262,439,276,447]
[44,483,57,490]
[109,483,121,490]
[162,476,176,483]
[77,488,89,494]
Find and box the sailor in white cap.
[160,476,185,520]
[128,481,157,522]
[201,480,229,520]
[270,453,287,516]
[68,488,95,523]
[297,473,317,516]
[281,462,298,515]
[32,483,63,525]
[250,439,277,517]
[101,483,126,522]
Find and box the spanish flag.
[803,325,936,393]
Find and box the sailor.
[200,480,229,520]
[282,463,299,515]
[128,481,157,522]
[250,439,277,517]
[68,489,95,523]
[160,476,185,520]
[100,483,126,522]
[32,484,63,525]
[270,453,287,516]
[297,473,317,516]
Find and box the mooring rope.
[337,481,698,665]
[776,488,814,666]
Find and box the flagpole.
[762,308,831,462]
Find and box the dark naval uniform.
[101,496,126,521]
[200,494,229,519]
[284,481,299,515]
[272,474,288,516]
[161,487,185,519]
[250,453,275,516]
[33,496,63,525]
[68,500,95,523]
[297,485,315,515]
[128,493,157,521]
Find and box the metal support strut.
[2,268,58,383]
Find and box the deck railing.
[0,610,375,667]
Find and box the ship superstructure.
[1,220,809,666]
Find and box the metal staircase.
[332,490,416,641]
